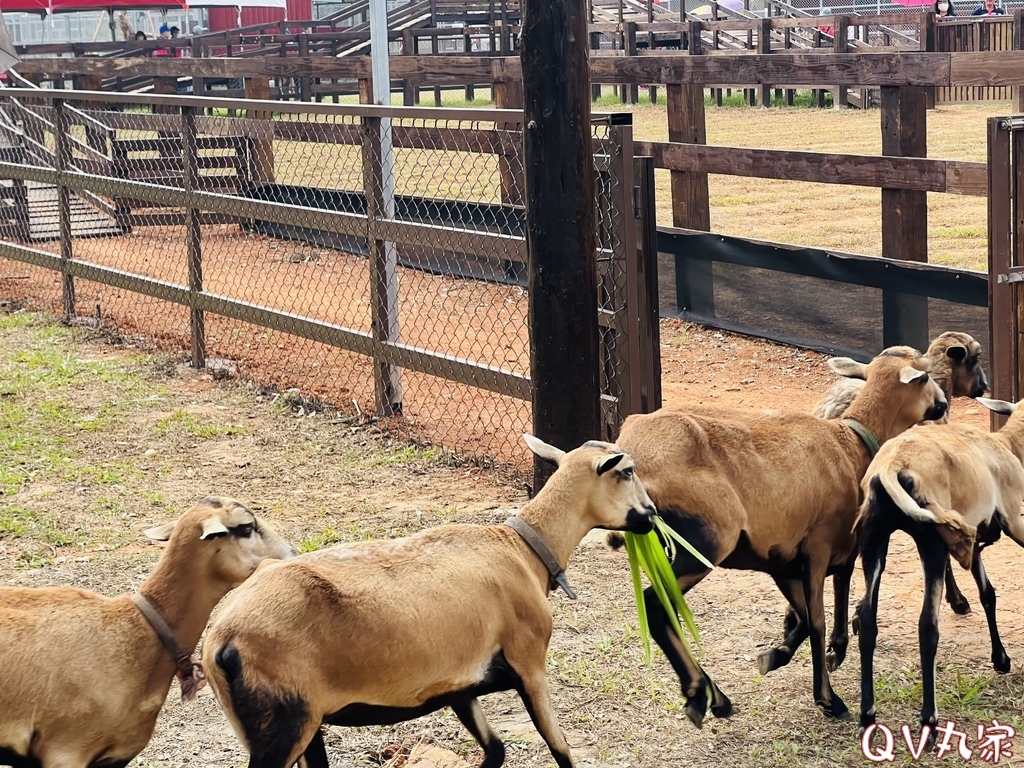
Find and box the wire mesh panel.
[0,88,643,474]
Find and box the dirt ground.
[2,309,1023,768]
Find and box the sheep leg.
[944,560,971,615]
[758,578,809,675]
[857,526,890,731]
[913,525,948,738]
[511,668,573,768]
[826,564,853,673]
[800,554,848,719]
[297,728,328,768]
[452,697,507,768]
[969,550,1011,674]
[643,582,731,728]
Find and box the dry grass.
[593,98,1005,272]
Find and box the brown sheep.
[615,347,947,727]
[200,436,657,768]
[856,396,1024,740]
[0,497,295,768]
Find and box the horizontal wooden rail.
[635,140,987,195]
[13,52,1024,87]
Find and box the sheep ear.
[522,434,565,467]
[900,366,929,384]
[143,522,175,542]
[199,517,230,540]
[828,357,868,379]
[597,453,625,476]
[946,345,968,362]
[978,397,1016,416]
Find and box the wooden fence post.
[521,0,600,490]
[590,31,603,101]
[624,22,639,104]
[1014,10,1024,112]
[402,30,418,105]
[757,17,771,108]
[833,15,849,109]
[245,77,276,184]
[920,12,936,109]
[494,73,524,210]
[192,38,205,98]
[298,34,312,102]
[359,77,403,416]
[53,99,75,323]
[182,105,205,369]
[881,85,929,350]
[987,117,1015,430]
[668,33,713,319]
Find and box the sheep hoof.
[820,696,850,720]
[826,644,847,673]
[710,697,733,719]
[685,702,706,730]
[948,596,971,615]
[757,649,778,676]
[851,614,861,636]
[994,653,1012,674]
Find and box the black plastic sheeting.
[658,230,988,362]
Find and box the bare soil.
[2,311,1022,768]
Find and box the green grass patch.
[153,409,247,439]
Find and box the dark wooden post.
[298,34,312,102]
[833,15,849,109]
[757,17,771,108]
[521,0,600,489]
[402,30,418,105]
[359,78,403,416]
[464,32,476,101]
[920,12,936,109]
[494,74,525,210]
[987,117,1014,429]
[182,105,205,369]
[668,82,713,319]
[53,99,75,323]
[245,77,276,184]
[73,75,106,155]
[1014,10,1024,112]
[881,85,929,350]
[431,32,442,106]
[624,22,639,104]
[590,31,603,101]
[192,38,206,98]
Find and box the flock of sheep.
[2,329,1022,768]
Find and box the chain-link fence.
[0,88,648,473]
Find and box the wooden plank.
[588,52,952,86]
[636,140,987,195]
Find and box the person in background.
[972,0,1006,14]
[134,30,147,41]
[154,23,171,56]
[935,0,956,16]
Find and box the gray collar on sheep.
[131,593,207,702]
[842,418,881,458]
[504,516,578,600]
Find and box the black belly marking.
[324,651,518,728]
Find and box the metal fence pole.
[182,104,206,369]
[53,98,75,323]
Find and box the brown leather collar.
[503,516,577,600]
[131,593,206,702]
